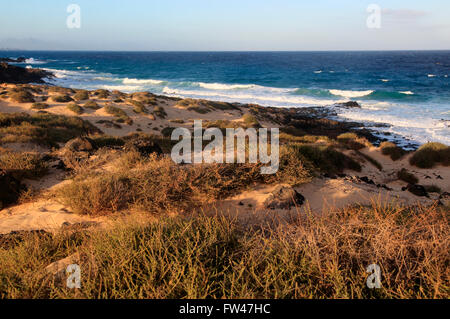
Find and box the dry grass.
[0,203,447,299]
[66,102,84,115]
[0,151,47,179]
[337,133,372,150]
[380,142,406,161]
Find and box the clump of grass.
[337,132,372,150]
[0,203,447,299]
[52,95,73,103]
[93,89,109,99]
[48,87,74,94]
[66,102,83,115]
[176,98,213,114]
[10,90,34,103]
[380,142,406,161]
[409,142,450,168]
[153,106,167,119]
[397,168,418,184]
[73,90,89,101]
[130,100,147,114]
[0,151,47,179]
[0,113,101,147]
[83,100,100,109]
[294,144,361,174]
[104,105,133,125]
[242,113,260,128]
[30,102,49,110]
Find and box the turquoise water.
[2,51,449,145]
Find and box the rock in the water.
[124,137,163,156]
[263,185,305,209]
[335,101,361,108]
[0,169,26,209]
[406,184,429,197]
[0,62,53,84]
[64,137,94,152]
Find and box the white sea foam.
[314,70,322,74]
[24,58,46,64]
[381,79,390,82]
[329,89,374,98]
[198,82,255,90]
[399,91,414,95]
[428,74,436,78]
[122,78,166,85]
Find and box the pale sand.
[0,84,448,233]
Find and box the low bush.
[0,151,47,179]
[153,106,167,119]
[52,95,73,103]
[66,102,83,115]
[83,100,100,109]
[73,90,89,101]
[337,133,371,150]
[10,90,34,103]
[380,142,406,161]
[409,142,450,168]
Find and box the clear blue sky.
[1,0,449,50]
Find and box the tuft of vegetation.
[337,133,371,150]
[83,100,100,109]
[52,95,73,103]
[10,90,35,103]
[0,151,48,180]
[129,100,147,114]
[292,144,361,174]
[397,168,418,185]
[104,105,133,125]
[93,89,110,99]
[153,106,167,119]
[409,142,450,168]
[0,112,101,147]
[380,142,406,161]
[66,102,84,115]
[31,102,49,110]
[242,114,260,128]
[73,90,89,101]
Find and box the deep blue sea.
[2,51,449,145]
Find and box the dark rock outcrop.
[0,169,26,209]
[0,57,27,63]
[0,62,53,84]
[334,101,361,108]
[404,184,429,197]
[263,185,305,210]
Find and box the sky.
[0,0,449,51]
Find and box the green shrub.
[83,100,100,109]
[242,114,260,128]
[52,95,73,103]
[73,90,89,101]
[10,91,34,103]
[380,142,406,161]
[409,142,450,168]
[66,102,83,115]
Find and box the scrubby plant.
[52,94,73,103]
[337,132,371,150]
[10,90,34,103]
[380,142,406,161]
[242,113,260,128]
[73,90,89,101]
[93,89,110,99]
[153,106,167,119]
[66,102,84,115]
[130,100,147,114]
[0,151,48,179]
[104,105,132,125]
[83,100,100,109]
[409,142,450,168]
[30,102,49,110]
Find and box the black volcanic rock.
[0,57,27,63]
[335,101,361,108]
[0,169,26,209]
[0,62,53,84]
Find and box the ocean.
[2,50,449,146]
